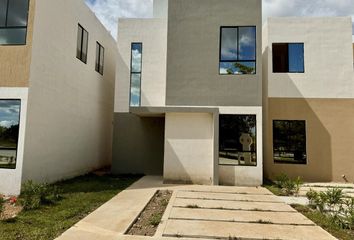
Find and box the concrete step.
[173,198,296,212]
[169,207,314,225]
[163,219,337,240]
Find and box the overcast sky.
[85,0,354,41]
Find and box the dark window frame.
[272,43,305,73]
[129,42,143,107]
[0,0,30,46]
[218,114,258,167]
[76,24,88,64]
[0,98,21,170]
[219,26,257,75]
[95,41,104,75]
[273,120,307,165]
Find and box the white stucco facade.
[164,112,216,185]
[264,17,354,99]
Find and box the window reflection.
[219,115,257,166]
[0,0,29,45]
[219,26,256,75]
[130,43,142,107]
[0,100,21,170]
[273,120,307,164]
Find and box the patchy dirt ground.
[127,190,172,236]
[0,201,22,221]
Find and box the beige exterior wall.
[265,98,354,183]
[0,0,35,87]
[115,18,167,112]
[22,0,117,183]
[164,112,216,185]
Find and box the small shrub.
[149,213,162,227]
[19,180,62,210]
[275,173,303,196]
[325,188,344,207]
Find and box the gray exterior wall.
[165,0,262,107]
[112,113,165,175]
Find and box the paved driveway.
[56,176,336,240]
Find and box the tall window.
[77,24,88,64]
[0,100,21,169]
[0,0,30,45]
[130,43,142,107]
[219,115,257,166]
[273,43,304,73]
[95,42,104,75]
[273,120,307,164]
[219,26,256,75]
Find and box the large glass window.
[219,26,256,75]
[77,24,88,64]
[0,0,29,45]
[273,43,304,73]
[130,43,142,107]
[273,120,307,164]
[95,42,104,75]
[0,100,21,169]
[219,115,257,166]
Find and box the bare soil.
[0,201,22,221]
[126,190,172,236]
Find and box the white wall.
[164,112,215,185]
[265,17,354,99]
[0,88,28,195]
[22,0,117,183]
[153,0,168,18]
[218,107,263,186]
[115,19,167,112]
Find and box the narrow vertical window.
[130,43,142,107]
[95,42,104,75]
[273,43,304,73]
[219,26,256,75]
[76,24,88,64]
[0,0,29,45]
[0,99,21,169]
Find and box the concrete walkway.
[56,176,337,240]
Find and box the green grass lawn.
[292,204,354,240]
[0,174,141,240]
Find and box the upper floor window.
[76,24,88,64]
[95,42,104,75]
[219,26,256,75]
[130,43,142,107]
[273,43,304,73]
[0,0,29,45]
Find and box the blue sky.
[0,100,20,128]
[85,0,354,41]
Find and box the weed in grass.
[149,213,162,227]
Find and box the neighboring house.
[263,17,354,182]
[0,0,117,195]
[113,0,354,185]
[113,0,263,186]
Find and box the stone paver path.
[56,176,337,240]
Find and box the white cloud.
[0,120,18,128]
[263,0,354,40]
[85,0,153,39]
[131,49,142,72]
[86,0,354,40]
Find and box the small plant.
[19,180,62,210]
[256,219,272,224]
[274,173,303,196]
[149,212,162,227]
